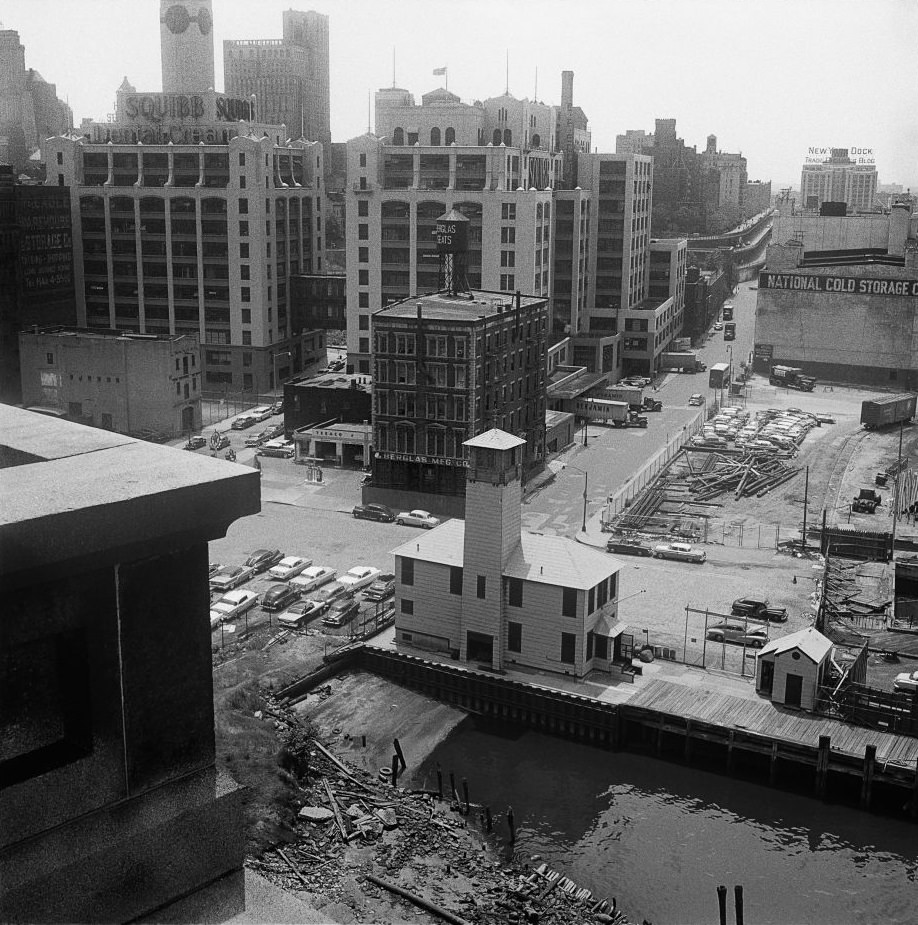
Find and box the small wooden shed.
[756,627,833,710]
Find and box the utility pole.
[802,465,809,550]
[891,421,904,550]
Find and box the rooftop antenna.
[534,66,537,101]
[392,46,396,88]
[505,50,509,95]
[367,89,371,133]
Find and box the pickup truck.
[731,598,788,623]
[852,489,882,514]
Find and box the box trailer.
[660,351,705,373]
[709,362,731,389]
[575,398,647,428]
[605,385,644,407]
[860,393,917,429]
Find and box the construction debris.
[685,451,801,502]
[250,699,637,925]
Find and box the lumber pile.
[687,451,800,502]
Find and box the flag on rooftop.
[433,67,447,76]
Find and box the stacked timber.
[687,451,800,502]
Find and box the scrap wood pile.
[686,451,800,502]
[250,700,634,925]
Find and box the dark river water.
[413,718,918,925]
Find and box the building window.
[358,292,369,308]
[238,198,248,213]
[359,246,368,262]
[239,153,245,166]
[588,587,596,613]
[501,227,516,244]
[359,314,369,330]
[359,153,367,167]
[359,269,369,286]
[242,331,251,346]
[477,575,486,599]
[449,566,463,595]
[240,242,249,258]
[561,632,576,665]
[401,557,414,586]
[358,200,369,217]
[359,337,369,353]
[45,352,54,365]
[241,287,250,302]
[500,250,515,267]
[508,621,522,653]
[401,598,413,615]
[241,308,251,323]
[500,274,515,291]
[562,587,577,617]
[501,202,516,221]
[508,577,523,607]
[358,223,369,240]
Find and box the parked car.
[277,598,324,628]
[352,503,396,522]
[249,406,274,422]
[606,540,654,557]
[184,435,207,450]
[269,400,284,416]
[244,548,284,573]
[257,439,295,459]
[713,321,724,331]
[209,564,255,591]
[290,565,337,594]
[322,597,360,628]
[731,598,788,622]
[268,555,312,581]
[231,416,257,430]
[307,581,353,613]
[261,583,301,613]
[395,509,441,529]
[210,588,259,627]
[893,670,918,694]
[688,394,705,406]
[705,622,769,648]
[245,428,275,448]
[364,573,396,601]
[339,565,382,592]
[653,542,707,563]
[210,433,231,450]
[208,562,223,578]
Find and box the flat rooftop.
[20,326,196,344]
[376,290,547,322]
[290,373,372,392]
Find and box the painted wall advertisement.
[759,271,918,298]
[17,196,73,295]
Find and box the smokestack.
[561,71,573,110]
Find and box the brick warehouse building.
[366,289,548,517]
[754,201,918,387]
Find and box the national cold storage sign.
[759,272,918,298]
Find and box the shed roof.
[759,626,833,662]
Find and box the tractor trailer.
[575,398,648,428]
[660,351,706,373]
[860,393,917,429]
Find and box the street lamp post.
[563,463,589,533]
[271,350,291,401]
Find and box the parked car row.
[352,503,441,528]
[208,546,393,631]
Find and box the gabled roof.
[391,519,463,567]
[759,626,833,662]
[505,533,619,590]
[463,429,526,451]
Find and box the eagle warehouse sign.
[759,272,918,298]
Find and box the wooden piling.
[507,806,515,844]
[462,777,470,815]
[716,885,727,925]
[684,720,693,763]
[727,730,736,774]
[769,741,779,785]
[860,744,876,809]
[734,885,745,925]
[815,736,831,798]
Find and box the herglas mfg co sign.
[759,272,918,297]
[375,451,469,467]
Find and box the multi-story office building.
[19,326,202,438]
[556,71,591,189]
[743,180,772,216]
[367,289,548,515]
[46,112,326,395]
[550,188,592,337]
[0,28,72,170]
[0,165,77,404]
[700,134,747,215]
[800,148,878,214]
[290,273,346,329]
[577,152,654,324]
[224,9,331,150]
[345,104,558,372]
[160,0,215,94]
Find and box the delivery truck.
[660,351,706,373]
[575,398,648,428]
[860,393,917,430]
[769,365,816,391]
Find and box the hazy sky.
[4,0,916,189]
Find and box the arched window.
[445,127,455,145]
[393,127,404,146]
[532,133,540,148]
[430,127,441,146]
[492,129,502,146]
[503,129,512,146]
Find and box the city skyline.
[3,0,916,191]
